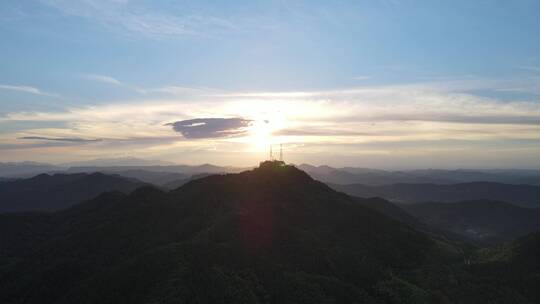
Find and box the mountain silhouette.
[0,172,146,212]
[0,161,538,303]
[402,200,540,244]
[0,161,452,303]
[0,161,61,178]
[299,165,540,186]
[332,182,540,207]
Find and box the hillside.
[0,173,146,212]
[1,162,538,303]
[472,233,540,303]
[332,182,540,207]
[68,169,188,186]
[402,200,540,244]
[0,161,462,303]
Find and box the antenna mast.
[269,144,273,160]
[279,143,283,161]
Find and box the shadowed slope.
[6,162,538,303]
[0,161,449,303]
[332,182,540,207]
[403,200,540,244]
[0,173,147,212]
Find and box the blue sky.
[1,0,540,168]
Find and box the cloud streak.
[2,78,540,167]
[39,0,237,39]
[82,74,122,86]
[18,136,102,142]
[0,84,56,97]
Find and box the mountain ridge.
[0,172,147,212]
[332,181,540,207]
[1,162,539,303]
[0,161,456,303]
[402,200,540,244]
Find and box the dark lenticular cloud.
[166,118,252,139]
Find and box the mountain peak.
[251,160,314,183]
[173,160,323,203]
[257,160,287,170]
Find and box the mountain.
[64,168,188,186]
[0,173,147,213]
[61,157,176,167]
[161,173,215,190]
[1,162,539,303]
[472,232,540,303]
[299,165,540,185]
[65,165,246,187]
[66,164,247,176]
[402,200,540,244]
[0,162,61,178]
[351,197,424,230]
[406,168,540,185]
[332,182,540,207]
[0,161,466,303]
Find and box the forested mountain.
[0,162,450,303]
[1,162,539,303]
[332,182,540,207]
[0,173,146,212]
[68,169,188,186]
[472,232,540,303]
[402,200,540,244]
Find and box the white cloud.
[148,86,218,96]
[39,0,237,38]
[81,74,122,86]
[2,79,540,166]
[353,76,371,81]
[0,84,57,97]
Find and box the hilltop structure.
[267,143,284,162]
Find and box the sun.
[248,119,275,150]
[245,112,286,151]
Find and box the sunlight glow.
[246,111,286,151]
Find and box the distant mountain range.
[66,168,189,186]
[299,164,540,185]
[61,157,176,167]
[0,159,247,187]
[4,160,540,186]
[0,158,246,179]
[1,161,539,303]
[402,200,540,244]
[0,161,61,177]
[332,182,540,207]
[0,172,146,212]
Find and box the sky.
[1,0,540,168]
